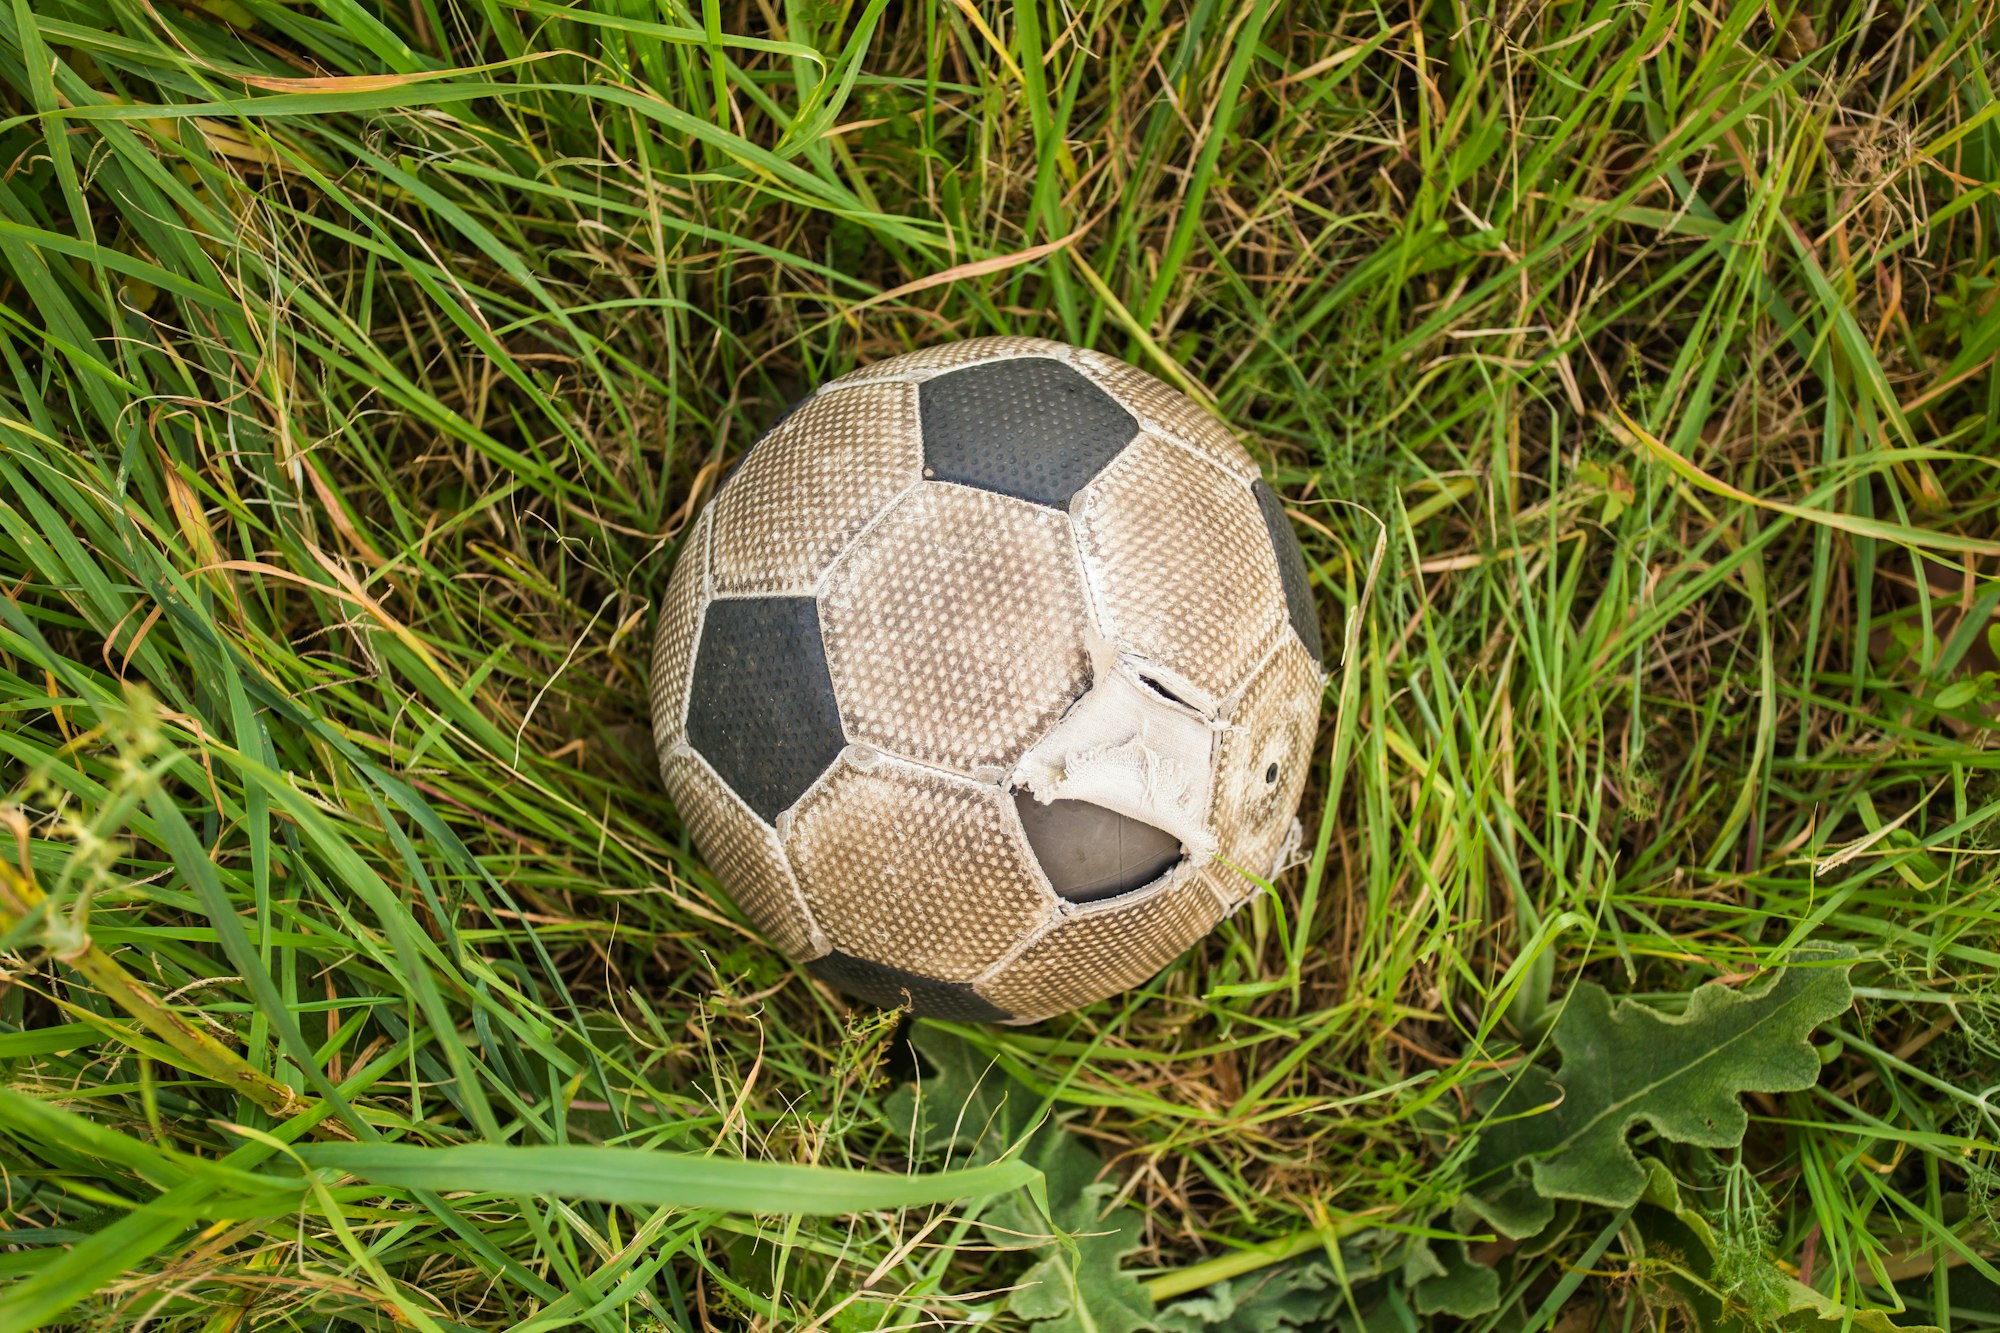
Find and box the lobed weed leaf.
[1458,948,1858,1241]
[890,1025,1155,1332]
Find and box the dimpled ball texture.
[650,338,1325,1023]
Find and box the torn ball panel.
[1211,633,1324,899]
[709,380,921,595]
[975,866,1225,1022]
[649,506,710,761]
[1010,664,1217,857]
[787,757,1056,982]
[820,482,1091,776]
[662,749,821,961]
[1075,435,1285,704]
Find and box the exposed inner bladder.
[1010,648,1220,903]
[1013,792,1185,903]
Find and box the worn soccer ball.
[651,337,1324,1023]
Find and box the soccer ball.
[651,338,1323,1023]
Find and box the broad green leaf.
[1404,1237,1500,1319]
[1155,1253,1378,1332]
[1462,950,1856,1238]
[886,1020,1036,1157]
[300,1141,1034,1215]
[889,1026,1156,1333]
[1154,1229,1404,1331]
[1000,1178,1157,1333]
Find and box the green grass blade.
[299,1142,1037,1213]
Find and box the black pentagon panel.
[808,950,1011,1022]
[1014,792,1184,904]
[686,596,845,823]
[1252,479,1323,664]
[919,357,1138,506]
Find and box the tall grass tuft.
[1,0,1997,1327]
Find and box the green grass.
[1,0,1998,1327]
